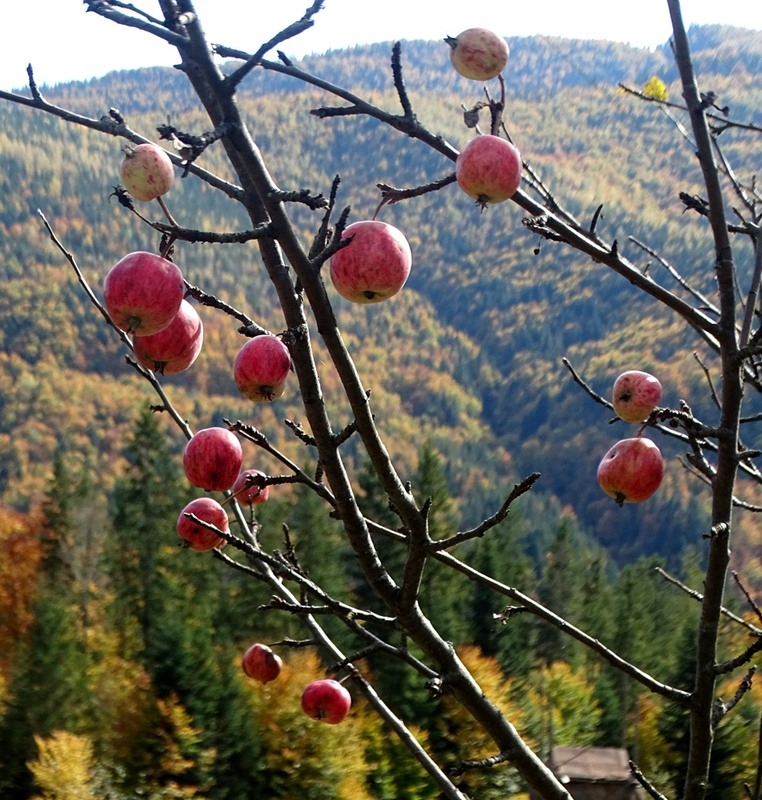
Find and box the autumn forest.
[0,16,761,799]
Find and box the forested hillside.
[1,20,762,799]
[2,25,761,562]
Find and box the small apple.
[597,437,664,506]
[120,142,175,202]
[132,299,204,375]
[231,469,270,506]
[456,135,522,207]
[233,335,291,402]
[301,679,352,724]
[242,643,282,683]
[183,427,243,492]
[329,220,412,303]
[446,28,509,81]
[612,370,663,423]
[176,497,229,551]
[104,251,185,336]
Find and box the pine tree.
[0,594,91,799]
[108,405,190,658]
[466,516,538,677]
[658,625,755,799]
[413,441,469,643]
[39,449,79,595]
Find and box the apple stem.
[157,194,178,226]
[371,196,392,221]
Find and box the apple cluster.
[444,28,522,208]
[106,144,281,553]
[325,29,517,303]
[241,642,353,725]
[596,370,665,506]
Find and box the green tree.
[467,516,538,677]
[0,594,91,799]
[108,406,190,657]
[413,441,469,643]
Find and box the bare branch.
[84,0,189,46]
[630,760,670,800]
[430,472,541,550]
[656,567,762,635]
[224,0,325,91]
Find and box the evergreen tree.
[108,406,190,658]
[282,483,356,652]
[39,450,77,592]
[413,441,469,644]
[0,594,91,799]
[535,518,601,666]
[466,516,538,677]
[658,626,753,799]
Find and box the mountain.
[1,25,761,564]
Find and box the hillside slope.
[1,26,760,563]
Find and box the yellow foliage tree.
[27,731,97,800]
[244,648,373,800]
[519,661,604,752]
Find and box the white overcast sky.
[1,0,761,91]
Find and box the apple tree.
[1,1,762,798]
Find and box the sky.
[1,0,761,92]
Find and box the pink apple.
[176,497,229,551]
[120,142,175,202]
[301,679,352,724]
[233,335,291,402]
[612,370,663,423]
[329,220,412,304]
[231,469,270,506]
[182,427,243,492]
[446,28,509,81]
[242,643,282,683]
[597,437,664,506]
[132,299,204,375]
[104,251,185,336]
[456,135,522,207]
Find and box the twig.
[430,472,541,550]
[225,0,325,91]
[732,572,762,627]
[449,752,509,777]
[630,761,670,800]
[150,220,275,244]
[377,174,457,205]
[656,567,762,635]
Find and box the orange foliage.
[0,506,43,674]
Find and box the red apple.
[329,220,412,304]
[233,335,291,402]
[612,370,663,423]
[456,135,522,207]
[120,142,175,202]
[104,251,185,336]
[176,497,229,551]
[242,643,282,683]
[183,427,243,492]
[132,299,204,375]
[597,437,664,506]
[301,679,352,724]
[446,28,509,81]
[231,469,270,506]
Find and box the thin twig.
[630,761,670,800]
[656,567,762,635]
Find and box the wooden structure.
[529,746,643,800]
